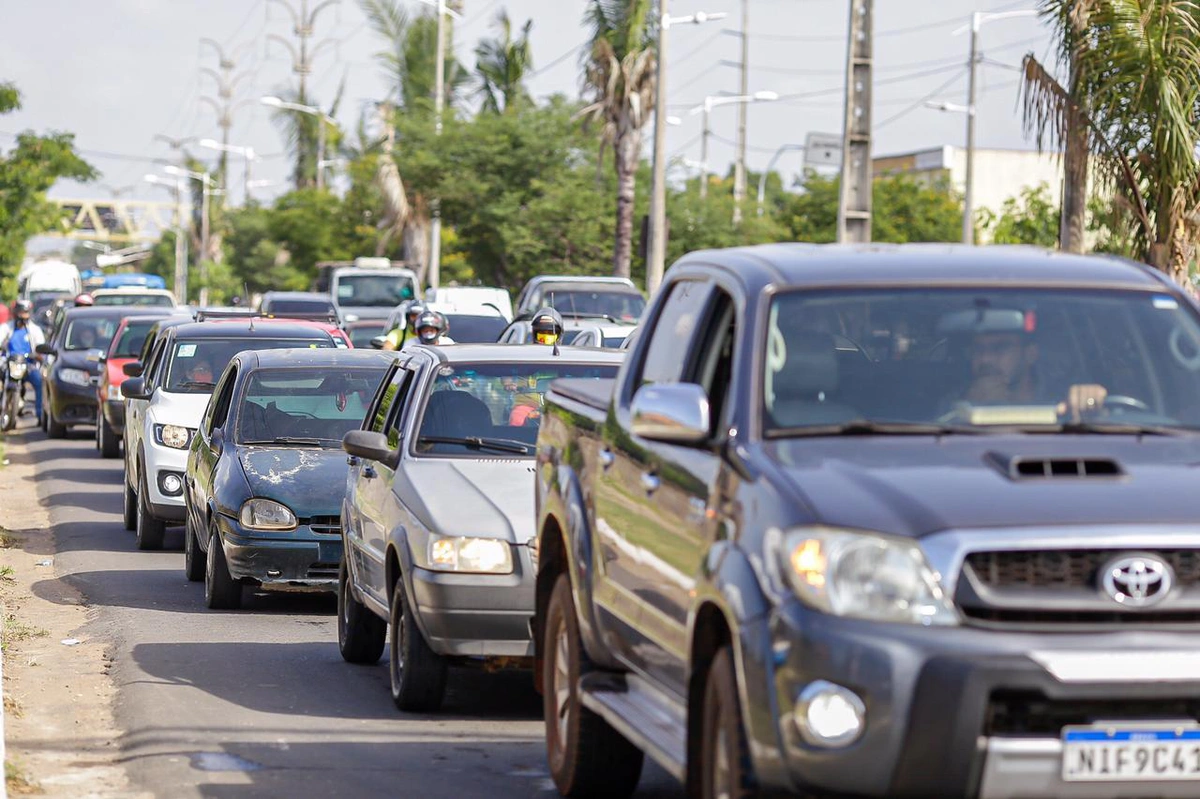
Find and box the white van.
[424,286,513,321]
[18,259,82,298]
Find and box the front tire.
[135,474,165,550]
[204,526,242,609]
[388,578,446,712]
[2,391,18,431]
[543,573,644,798]
[699,648,756,799]
[183,505,204,582]
[46,406,66,439]
[122,472,137,531]
[99,412,120,458]
[338,559,386,664]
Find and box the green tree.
[980,183,1060,247]
[1022,0,1200,280]
[474,12,534,114]
[580,0,656,279]
[783,173,962,243]
[0,82,96,291]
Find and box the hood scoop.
[987,452,1123,480]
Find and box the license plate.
[1062,724,1200,781]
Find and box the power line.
[530,39,587,78]
[708,131,778,154]
[873,68,969,130]
[674,30,725,68]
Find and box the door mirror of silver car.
[121,378,149,400]
[630,383,711,445]
[343,429,399,469]
[123,361,143,377]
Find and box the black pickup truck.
[533,243,1200,799]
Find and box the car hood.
[147,392,211,428]
[57,350,106,374]
[396,459,535,544]
[768,434,1200,537]
[238,447,349,517]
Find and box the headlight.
[782,528,957,625]
[427,536,513,574]
[154,424,193,449]
[59,367,91,387]
[239,499,298,531]
[8,362,27,380]
[105,383,123,401]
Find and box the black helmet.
[13,299,33,316]
[531,307,564,346]
[415,310,447,344]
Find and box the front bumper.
[216,513,343,590]
[407,546,535,658]
[50,374,98,424]
[101,399,124,433]
[756,601,1200,799]
[141,437,189,512]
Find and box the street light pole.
[733,0,750,224]
[424,0,457,293]
[757,143,805,217]
[688,92,778,205]
[699,98,711,199]
[164,166,216,305]
[963,13,980,245]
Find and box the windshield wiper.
[243,436,328,446]
[767,419,992,439]
[418,435,531,455]
[1026,421,1183,437]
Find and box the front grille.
[961,607,1200,625]
[308,516,341,535]
[965,550,1200,590]
[306,562,339,579]
[987,691,1200,735]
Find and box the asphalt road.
[19,426,680,799]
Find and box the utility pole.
[963,13,980,245]
[647,0,671,296]
[699,98,711,199]
[425,0,461,292]
[732,0,750,225]
[836,0,873,244]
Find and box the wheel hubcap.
[392,602,405,691]
[552,619,571,753]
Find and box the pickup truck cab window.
[636,279,713,387]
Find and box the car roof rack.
[193,309,258,322]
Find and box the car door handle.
[347,455,360,466]
[640,472,660,494]
[363,464,377,479]
[599,449,615,469]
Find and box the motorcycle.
[1,353,31,431]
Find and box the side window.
[143,338,167,391]
[367,364,410,434]
[687,290,737,435]
[208,368,237,434]
[383,369,417,449]
[137,330,157,365]
[637,280,714,387]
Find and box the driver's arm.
[1057,384,1108,422]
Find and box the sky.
[0,0,1056,222]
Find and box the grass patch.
[5,759,41,794]
[0,525,19,549]
[0,565,13,582]
[1,613,47,653]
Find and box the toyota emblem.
[1100,554,1174,608]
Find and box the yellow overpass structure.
[44,198,182,243]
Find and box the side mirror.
[630,383,711,445]
[123,361,143,377]
[97,352,108,362]
[121,378,149,400]
[35,343,55,356]
[343,430,399,469]
[369,335,387,350]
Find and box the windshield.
[416,361,619,456]
[236,366,387,445]
[30,292,68,314]
[542,289,644,322]
[335,273,416,308]
[763,287,1200,434]
[266,298,336,315]
[63,317,118,351]
[347,322,386,348]
[111,319,158,358]
[443,314,509,343]
[92,293,175,307]
[165,337,333,393]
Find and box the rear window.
[165,337,333,393]
[265,298,337,315]
[92,294,175,308]
[443,314,508,343]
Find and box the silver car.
[338,344,624,712]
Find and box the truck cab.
[313,257,419,323]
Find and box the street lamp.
[164,165,217,305]
[647,6,729,296]
[260,95,337,190]
[949,9,1038,244]
[756,143,806,218]
[199,138,259,204]
[688,91,779,200]
[145,173,189,302]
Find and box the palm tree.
[359,0,409,106]
[267,82,345,190]
[475,12,535,114]
[1022,0,1200,279]
[579,0,656,279]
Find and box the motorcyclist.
[0,300,46,420]
[530,307,564,347]
[382,300,427,351]
[73,293,94,307]
[411,311,454,347]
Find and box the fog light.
[794,680,865,747]
[159,472,183,496]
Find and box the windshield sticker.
[177,343,197,358]
[1153,296,1179,310]
[438,366,455,377]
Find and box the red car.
[97,312,186,458]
